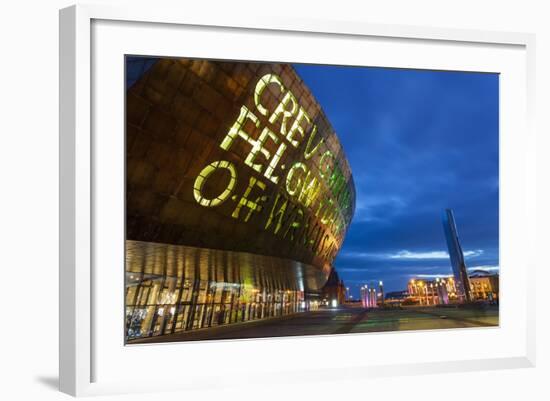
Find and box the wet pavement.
[128,304,499,344]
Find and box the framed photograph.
[59,4,536,397]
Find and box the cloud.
[390,249,483,260]
[410,265,499,279]
[467,265,500,272]
[337,267,378,273]
[389,250,448,259]
[414,274,453,279]
[353,194,408,223]
[463,250,485,258]
[340,249,484,261]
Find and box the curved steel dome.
[126,58,355,292]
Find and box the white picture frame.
[59,4,536,397]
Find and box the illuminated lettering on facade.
[193,160,237,207]
[191,73,353,263]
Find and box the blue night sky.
[293,64,499,296]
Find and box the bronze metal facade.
[125,58,355,340]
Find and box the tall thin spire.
[442,209,472,303]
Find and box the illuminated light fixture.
[331,299,338,308]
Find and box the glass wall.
[125,240,313,341]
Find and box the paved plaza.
[128,304,499,344]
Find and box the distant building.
[406,271,498,305]
[407,277,452,305]
[321,268,347,306]
[469,270,499,301]
[383,290,409,307]
[385,290,408,300]
[442,209,473,302]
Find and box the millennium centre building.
[125,57,356,341]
